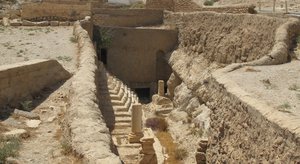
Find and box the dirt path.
[0,25,80,163]
[14,79,81,164]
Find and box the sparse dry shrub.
[174,147,188,160]
[69,36,78,43]
[130,2,145,9]
[145,117,168,131]
[289,84,300,91]
[61,139,72,155]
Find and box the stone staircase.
[98,70,142,164]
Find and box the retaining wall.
[68,21,121,163]
[198,69,300,162]
[21,2,92,21]
[167,12,300,162]
[199,5,256,14]
[92,9,163,27]
[145,0,174,11]
[146,0,255,13]
[0,59,70,106]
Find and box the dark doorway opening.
[135,88,150,103]
[99,48,107,64]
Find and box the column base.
[128,132,144,143]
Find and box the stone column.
[273,0,276,13]
[2,17,10,27]
[128,104,143,143]
[285,0,288,13]
[80,16,93,40]
[158,80,164,96]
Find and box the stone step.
[115,112,131,117]
[116,144,141,148]
[114,122,131,128]
[109,83,123,94]
[113,106,129,112]
[111,99,126,106]
[111,127,131,135]
[115,117,131,123]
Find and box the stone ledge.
[67,21,121,164]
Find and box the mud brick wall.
[0,59,70,106]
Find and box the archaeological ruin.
[0,0,300,163]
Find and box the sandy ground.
[227,60,300,118]
[0,26,77,73]
[0,25,79,163]
[15,80,81,164]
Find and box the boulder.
[26,120,41,128]
[14,109,40,119]
[4,129,29,138]
[9,19,22,26]
[169,110,188,122]
[59,21,69,26]
[2,118,24,128]
[22,20,36,26]
[36,21,49,26]
[50,21,59,26]
[152,94,173,107]
[2,17,10,26]
[5,157,21,164]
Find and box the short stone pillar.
[158,80,164,96]
[2,17,10,26]
[80,17,93,40]
[273,0,276,13]
[140,128,157,164]
[285,0,288,13]
[128,104,143,143]
[258,0,261,11]
[196,139,208,164]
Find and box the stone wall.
[173,0,201,12]
[95,26,177,94]
[195,68,300,163]
[68,21,121,163]
[145,0,200,12]
[167,12,300,162]
[199,5,256,14]
[21,2,92,21]
[145,0,174,11]
[165,12,290,69]
[0,59,70,106]
[92,9,163,27]
[146,0,255,13]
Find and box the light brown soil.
[15,80,82,164]
[0,25,80,163]
[0,26,77,73]
[227,60,300,118]
[155,131,182,164]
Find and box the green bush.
[203,0,215,6]
[20,100,33,111]
[0,137,21,163]
[98,29,113,48]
